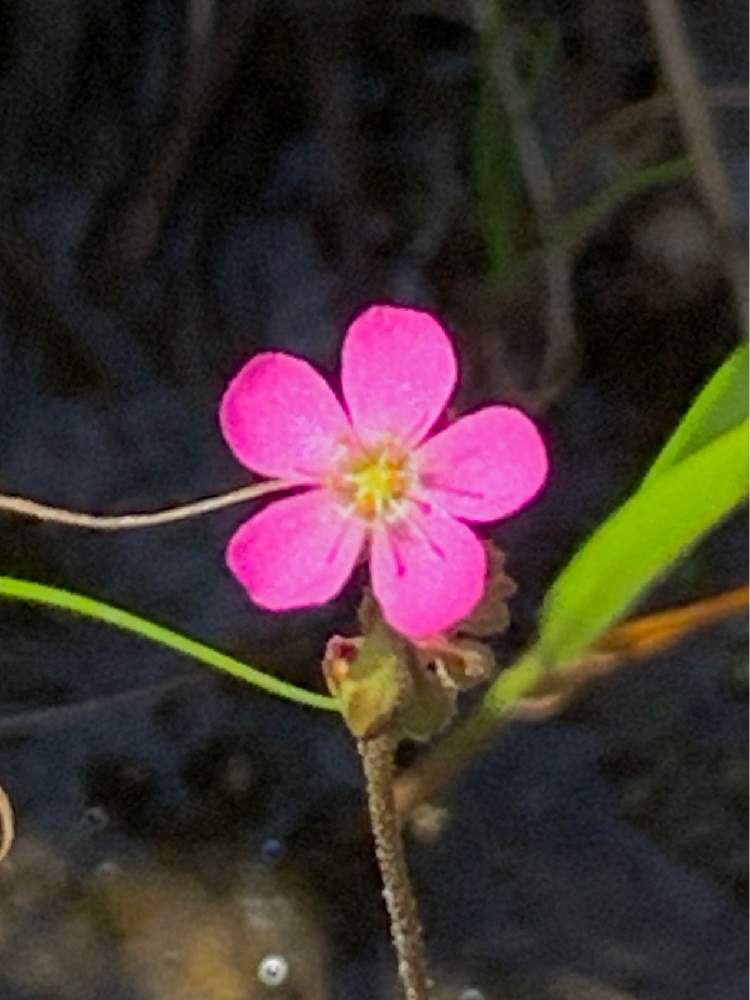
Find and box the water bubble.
[257,953,289,987]
[261,837,285,862]
[460,990,485,1000]
[83,805,109,831]
[93,860,120,880]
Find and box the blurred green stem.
[477,0,576,398]
[501,157,690,292]
[551,158,690,253]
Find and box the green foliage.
[474,10,559,277]
[496,158,690,293]
[0,576,337,712]
[399,354,749,809]
[642,342,749,485]
[474,8,521,277]
[534,343,749,668]
[474,6,688,289]
[550,159,690,257]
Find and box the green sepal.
[393,664,458,743]
[323,624,411,739]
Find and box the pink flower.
[220,305,548,638]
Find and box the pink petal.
[415,406,548,522]
[370,506,487,638]
[341,305,457,448]
[227,490,365,610]
[220,353,350,480]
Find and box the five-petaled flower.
[220,305,548,638]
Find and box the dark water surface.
[0,3,746,998]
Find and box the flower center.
[333,444,412,520]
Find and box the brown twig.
[359,734,431,1000]
[644,0,748,322]
[0,479,290,530]
[554,85,748,194]
[0,784,14,863]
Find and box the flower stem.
[0,480,292,530]
[358,734,431,1000]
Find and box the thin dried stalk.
[645,0,748,322]
[554,85,748,193]
[0,479,289,530]
[0,785,14,863]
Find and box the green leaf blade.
[0,576,337,712]
[537,420,749,667]
[642,342,748,486]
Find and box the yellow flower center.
[334,444,411,520]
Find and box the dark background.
[0,2,746,998]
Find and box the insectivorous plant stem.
[358,734,431,1000]
[0,480,292,530]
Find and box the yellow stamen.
[329,658,351,684]
[334,445,411,520]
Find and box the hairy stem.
[359,734,431,1000]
